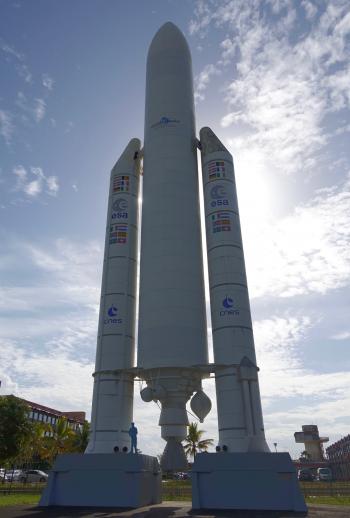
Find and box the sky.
[1,0,350,459]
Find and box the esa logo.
[104,305,122,324]
[111,198,128,220]
[210,185,229,208]
[220,296,240,316]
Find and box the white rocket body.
[86,139,141,454]
[86,22,267,464]
[200,127,269,453]
[137,23,209,469]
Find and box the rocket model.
[87,22,268,468]
[42,21,306,514]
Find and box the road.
[1,502,350,517]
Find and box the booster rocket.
[200,127,269,454]
[87,22,269,468]
[86,140,141,454]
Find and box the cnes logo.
[220,296,240,316]
[104,305,122,324]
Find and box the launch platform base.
[191,452,307,513]
[39,453,161,508]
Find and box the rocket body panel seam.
[213,325,253,332]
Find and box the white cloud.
[253,313,350,455]
[0,237,102,415]
[25,178,42,196]
[0,339,94,412]
[194,63,219,102]
[188,0,213,36]
[13,165,28,188]
[0,40,35,85]
[16,93,46,123]
[0,40,23,60]
[33,98,46,122]
[302,0,317,20]
[64,121,74,134]
[12,165,60,198]
[189,2,350,301]
[191,1,350,177]
[267,0,292,15]
[0,110,14,144]
[242,175,350,299]
[16,63,32,83]
[42,73,54,91]
[46,175,59,196]
[255,315,311,373]
[331,331,350,340]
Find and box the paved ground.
[1,502,350,518]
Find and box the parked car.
[20,470,48,483]
[4,470,23,482]
[317,467,332,481]
[298,468,314,481]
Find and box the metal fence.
[1,471,350,501]
[163,481,350,501]
[300,481,350,498]
[0,465,48,494]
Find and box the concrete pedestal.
[191,452,307,513]
[39,453,162,508]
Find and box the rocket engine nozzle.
[161,438,188,472]
[139,367,211,471]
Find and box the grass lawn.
[306,495,350,506]
[0,493,41,507]
[1,487,350,508]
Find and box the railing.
[162,480,192,501]
[300,481,350,497]
[0,465,48,494]
[1,472,350,501]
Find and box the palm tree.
[70,421,90,453]
[14,421,52,465]
[183,422,213,459]
[299,450,311,462]
[46,417,75,463]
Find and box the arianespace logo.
[104,305,122,325]
[151,116,180,129]
[220,296,240,316]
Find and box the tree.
[299,450,311,462]
[18,421,53,464]
[183,422,213,459]
[45,417,75,463]
[0,396,34,465]
[70,421,90,453]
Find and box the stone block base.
[191,452,307,513]
[39,453,161,508]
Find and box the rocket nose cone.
[200,127,231,156]
[148,21,190,60]
[111,138,141,173]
